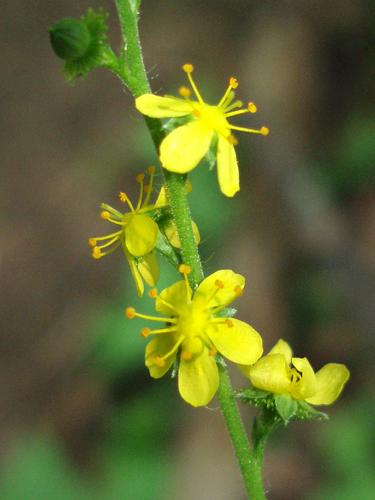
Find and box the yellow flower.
[135,63,269,197]
[126,266,263,407]
[89,166,164,296]
[242,339,350,405]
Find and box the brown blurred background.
[1,1,374,499]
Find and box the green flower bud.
[49,18,91,60]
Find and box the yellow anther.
[192,109,201,117]
[100,211,110,220]
[148,288,158,299]
[215,279,225,289]
[180,351,193,361]
[125,307,136,319]
[154,356,166,367]
[209,347,218,356]
[140,327,151,338]
[147,165,156,175]
[229,77,238,89]
[227,134,239,145]
[179,264,192,275]
[119,192,128,203]
[179,86,191,98]
[182,63,194,73]
[136,173,145,183]
[88,238,96,247]
[225,319,234,328]
[247,102,257,113]
[260,126,269,136]
[92,247,102,259]
[234,285,243,297]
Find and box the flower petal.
[160,121,213,173]
[145,335,177,378]
[154,186,167,208]
[155,281,191,316]
[305,363,350,406]
[125,214,158,257]
[178,349,219,407]
[268,339,293,364]
[290,357,317,400]
[249,354,291,394]
[138,252,159,287]
[164,220,200,248]
[194,270,245,309]
[135,94,193,118]
[217,136,239,197]
[207,319,263,364]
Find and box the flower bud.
[49,18,91,60]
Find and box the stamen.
[179,86,191,98]
[124,307,177,323]
[101,203,123,219]
[141,327,151,338]
[180,351,193,361]
[223,99,243,112]
[234,285,243,297]
[179,264,192,301]
[225,319,234,328]
[154,357,166,367]
[141,326,177,337]
[182,63,204,104]
[143,166,155,207]
[260,126,270,136]
[227,135,238,145]
[148,288,158,298]
[101,211,110,220]
[152,336,184,366]
[215,279,224,289]
[93,234,121,252]
[228,124,269,136]
[118,192,135,212]
[135,173,145,210]
[88,238,96,247]
[88,230,122,245]
[248,102,257,113]
[92,247,102,259]
[224,102,257,118]
[218,77,239,107]
[179,264,192,275]
[209,347,218,356]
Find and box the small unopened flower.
[135,63,269,197]
[242,339,350,406]
[126,266,263,406]
[89,166,164,296]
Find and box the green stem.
[113,1,266,496]
[218,364,266,500]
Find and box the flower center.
[177,302,209,339]
[195,103,229,135]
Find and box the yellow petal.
[135,94,192,118]
[124,248,144,297]
[155,280,190,316]
[290,357,317,400]
[154,186,168,208]
[206,319,263,364]
[249,354,291,394]
[164,220,200,248]
[145,335,177,378]
[125,214,158,257]
[268,339,293,364]
[138,252,159,287]
[194,269,245,309]
[178,349,219,407]
[217,136,239,197]
[305,363,350,406]
[160,121,213,173]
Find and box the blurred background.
[1,0,374,498]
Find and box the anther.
[88,238,96,247]
[179,264,192,275]
[136,173,145,183]
[100,211,110,220]
[234,285,243,296]
[148,288,158,299]
[147,165,156,175]
[154,356,166,367]
[247,102,257,113]
[144,184,151,193]
[215,279,225,289]
[227,135,238,145]
[119,192,127,203]
[229,77,238,89]
[260,126,269,136]
[140,327,151,338]
[180,351,193,361]
[125,307,136,319]
[182,63,194,73]
[179,86,191,98]
[225,319,234,328]
[209,347,218,356]
[92,247,102,259]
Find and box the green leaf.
[274,394,298,424]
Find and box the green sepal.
[274,394,298,424]
[215,307,237,318]
[154,231,180,267]
[237,388,329,425]
[49,8,113,82]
